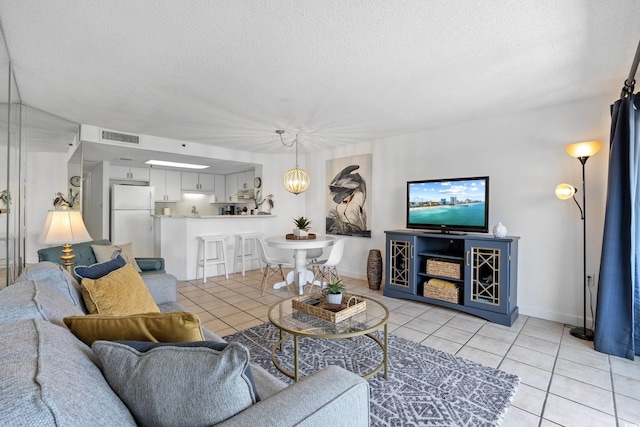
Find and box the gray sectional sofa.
[0,262,370,426]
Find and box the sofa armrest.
[141,274,178,305]
[136,257,165,273]
[216,366,370,427]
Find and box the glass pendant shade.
[555,183,577,200]
[565,141,602,158]
[283,167,310,195]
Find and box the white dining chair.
[304,232,324,265]
[256,237,293,295]
[307,238,345,292]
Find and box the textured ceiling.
[0,0,639,154]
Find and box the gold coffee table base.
[268,295,390,382]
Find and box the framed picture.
[325,154,371,237]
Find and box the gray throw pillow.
[92,340,259,427]
[91,243,142,272]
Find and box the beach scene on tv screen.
[408,179,486,226]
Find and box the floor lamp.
[37,208,92,274]
[555,140,601,341]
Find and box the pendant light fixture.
[277,130,310,195]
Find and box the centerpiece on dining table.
[287,216,316,240]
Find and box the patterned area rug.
[223,322,519,427]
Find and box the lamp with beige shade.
[37,209,92,274]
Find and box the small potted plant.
[292,216,311,237]
[324,277,346,306]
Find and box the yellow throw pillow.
[81,264,160,315]
[64,312,204,346]
[92,242,142,272]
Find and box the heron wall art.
[326,154,371,237]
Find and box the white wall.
[25,151,70,263]
[303,94,612,326]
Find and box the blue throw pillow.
[74,255,127,279]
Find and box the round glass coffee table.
[268,294,389,382]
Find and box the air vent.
[101,130,140,144]
[116,157,134,162]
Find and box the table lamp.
[37,209,92,274]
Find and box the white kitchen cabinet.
[214,174,225,202]
[181,172,199,190]
[198,173,215,191]
[224,170,255,200]
[237,172,247,190]
[110,165,150,181]
[225,173,238,201]
[237,170,255,190]
[181,172,215,191]
[150,169,182,202]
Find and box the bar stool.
[233,232,262,276]
[196,235,229,282]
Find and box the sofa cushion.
[92,242,142,272]
[74,254,127,279]
[0,280,83,326]
[18,261,88,312]
[81,264,160,315]
[92,340,259,427]
[0,319,136,426]
[64,311,205,346]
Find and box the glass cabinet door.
[386,235,415,294]
[464,240,510,313]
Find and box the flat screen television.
[406,176,489,234]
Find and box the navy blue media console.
[384,230,519,326]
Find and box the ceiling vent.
[101,130,140,144]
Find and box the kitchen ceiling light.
[277,130,310,195]
[145,160,209,169]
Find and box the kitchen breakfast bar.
[154,214,278,280]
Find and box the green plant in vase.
[324,277,345,305]
[292,216,311,237]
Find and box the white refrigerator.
[110,184,155,257]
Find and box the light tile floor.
[179,270,640,427]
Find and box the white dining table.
[265,235,334,294]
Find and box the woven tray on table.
[426,258,462,279]
[285,233,316,240]
[423,278,461,304]
[292,292,366,323]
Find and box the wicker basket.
[292,292,366,323]
[426,258,462,279]
[423,279,461,304]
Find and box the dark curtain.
[594,93,640,360]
